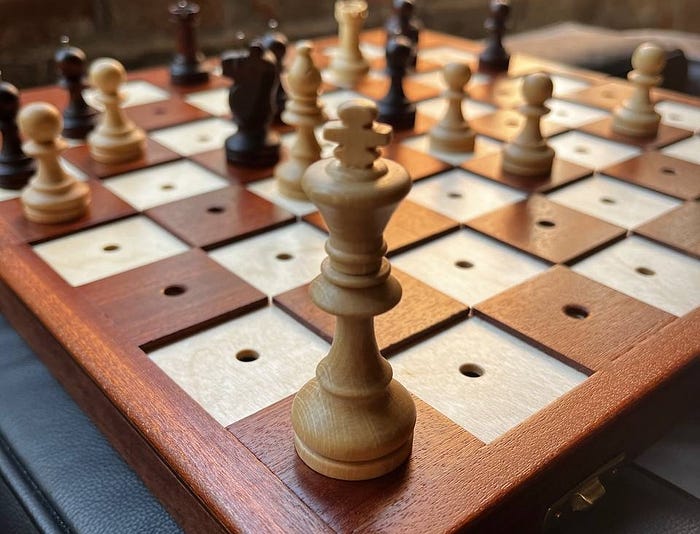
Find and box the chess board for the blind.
[1,27,699,534]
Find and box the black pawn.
[169,0,210,86]
[0,79,35,190]
[377,36,415,131]
[478,0,511,73]
[221,41,280,167]
[55,44,99,139]
[385,0,421,68]
[262,30,288,125]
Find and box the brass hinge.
[543,453,626,531]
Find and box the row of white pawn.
[20,58,143,224]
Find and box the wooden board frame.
[1,29,699,533]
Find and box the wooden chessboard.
[1,28,699,533]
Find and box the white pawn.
[87,58,146,164]
[275,42,327,200]
[612,42,666,138]
[501,73,554,177]
[429,63,475,153]
[328,0,370,88]
[19,103,90,224]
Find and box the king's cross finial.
[324,99,392,169]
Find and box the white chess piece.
[429,63,476,153]
[19,102,90,223]
[327,0,370,88]
[291,99,416,481]
[612,42,666,138]
[501,72,554,177]
[87,58,146,164]
[275,42,327,200]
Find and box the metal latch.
[543,453,625,530]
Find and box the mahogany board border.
[1,33,699,533]
[0,237,698,533]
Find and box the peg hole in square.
[447,191,463,199]
[163,284,187,297]
[599,196,617,205]
[207,205,226,214]
[536,219,556,228]
[459,363,484,378]
[102,244,120,252]
[276,252,293,261]
[563,304,589,319]
[636,266,656,276]
[660,166,676,175]
[236,349,260,362]
[455,260,474,269]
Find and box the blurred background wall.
[1,0,698,88]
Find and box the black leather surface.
[0,313,182,534]
[1,311,698,533]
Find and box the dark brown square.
[130,65,231,95]
[62,138,181,179]
[462,152,592,193]
[274,267,469,356]
[466,194,626,264]
[190,148,277,185]
[354,76,441,104]
[578,117,691,150]
[79,249,267,350]
[469,109,568,142]
[125,98,212,131]
[146,185,295,250]
[304,199,459,256]
[0,180,136,245]
[635,201,700,259]
[601,152,700,200]
[382,143,451,181]
[475,265,674,372]
[20,86,66,109]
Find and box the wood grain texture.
[470,108,569,142]
[130,65,230,95]
[190,147,277,185]
[0,179,135,244]
[303,199,459,256]
[229,396,483,531]
[635,201,700,258]
[79,249,268,349]
[466,194,626,264]
[228,311,700,533]
[579,116,692,150]
[274,267,470,356]
[462,152,592,193]
[146,185,295,249]
[126,98,212,131]
[0,244,331,534]
[381,142,450,181]
[475,265,675,372]
[62,138,181,179]
[601,151,700,200]
[355,75,441,103]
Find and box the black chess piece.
[55,43,99,139]
[385,0,421,68]
[262,29,288,125]
[221,41,280,167]
[0,78,35,190]
[478,0,511,73]
[169,0,210,86]
[377,35,415,131]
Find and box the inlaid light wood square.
[416,96,495,121]
[103,160,229,211]
[150,306,329,426]
[662,136,700,166]
[85,79,170,109]
[391,316,587,443]
[548,131,641,169]
[184,87,231,117]
[33,215,189,286]
[208,222,328,296]
[656,101,700,132]
[548,174,681,229]
[150,118,237,156]
[408,168,525,221]
[401,134,501,166]
[545,99,609,129]
[246,177,317,217]
[392,228,548,305]
[572,235,700,316]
